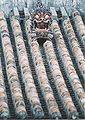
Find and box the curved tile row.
[10,15,44,118]
[0,58,9,119]
[30,41,61,119]
[0,9,85,119]
[63,17,85,81]
[72,10,85,47]
[0,10,27,119]
[43,40,78,119]
[51,20,85,116]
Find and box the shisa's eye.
[35,15,39,19]
[45,15,49,19]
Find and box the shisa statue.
[29,0,53,42]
